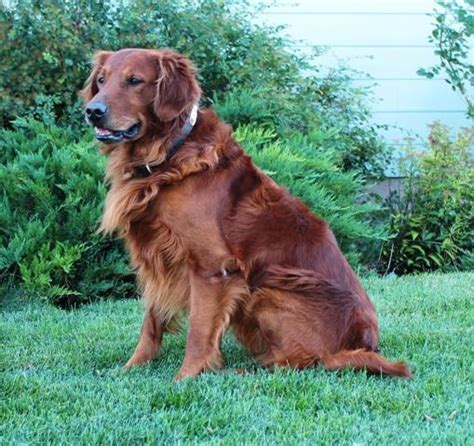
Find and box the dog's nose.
[85,101,108,124]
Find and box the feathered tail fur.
[322,349,412,378]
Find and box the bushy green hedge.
[0,119,136,306]
[0,119,384,305]
[380,122,474,274]
[0,0,389,177]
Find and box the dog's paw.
[174,367,199,381]
[123,354,152,369]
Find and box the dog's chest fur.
[109,175,232,323]
[127,214,190,323]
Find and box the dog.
[82,48,411,380]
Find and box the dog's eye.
[127,76,143,86]
[97,76,105,85]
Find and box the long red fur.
[322,350,412,378]
[82,48,411,380]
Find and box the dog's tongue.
[96,127,113,136]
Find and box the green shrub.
[380,122,474,274]
[0,119,135,306]
[1,0,389,177]
[0,119,384,305]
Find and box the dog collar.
[133,104,199,177]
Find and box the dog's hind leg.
[237,265,410,377]
[124,308,165,368]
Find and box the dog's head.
[82,48,201,144]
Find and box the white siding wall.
[255,0,472,149]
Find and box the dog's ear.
[81,51,113,102]
[154,51,201,122]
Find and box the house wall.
[256,0,472,151]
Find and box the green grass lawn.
[1,273,473,445]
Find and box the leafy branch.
[417,0,474,118]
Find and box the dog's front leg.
[124,308,164,368]
[175,269,232,381]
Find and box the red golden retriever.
[82,48,411,380]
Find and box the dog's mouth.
[94,122,142,143]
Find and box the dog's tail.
[322,349,412,378]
